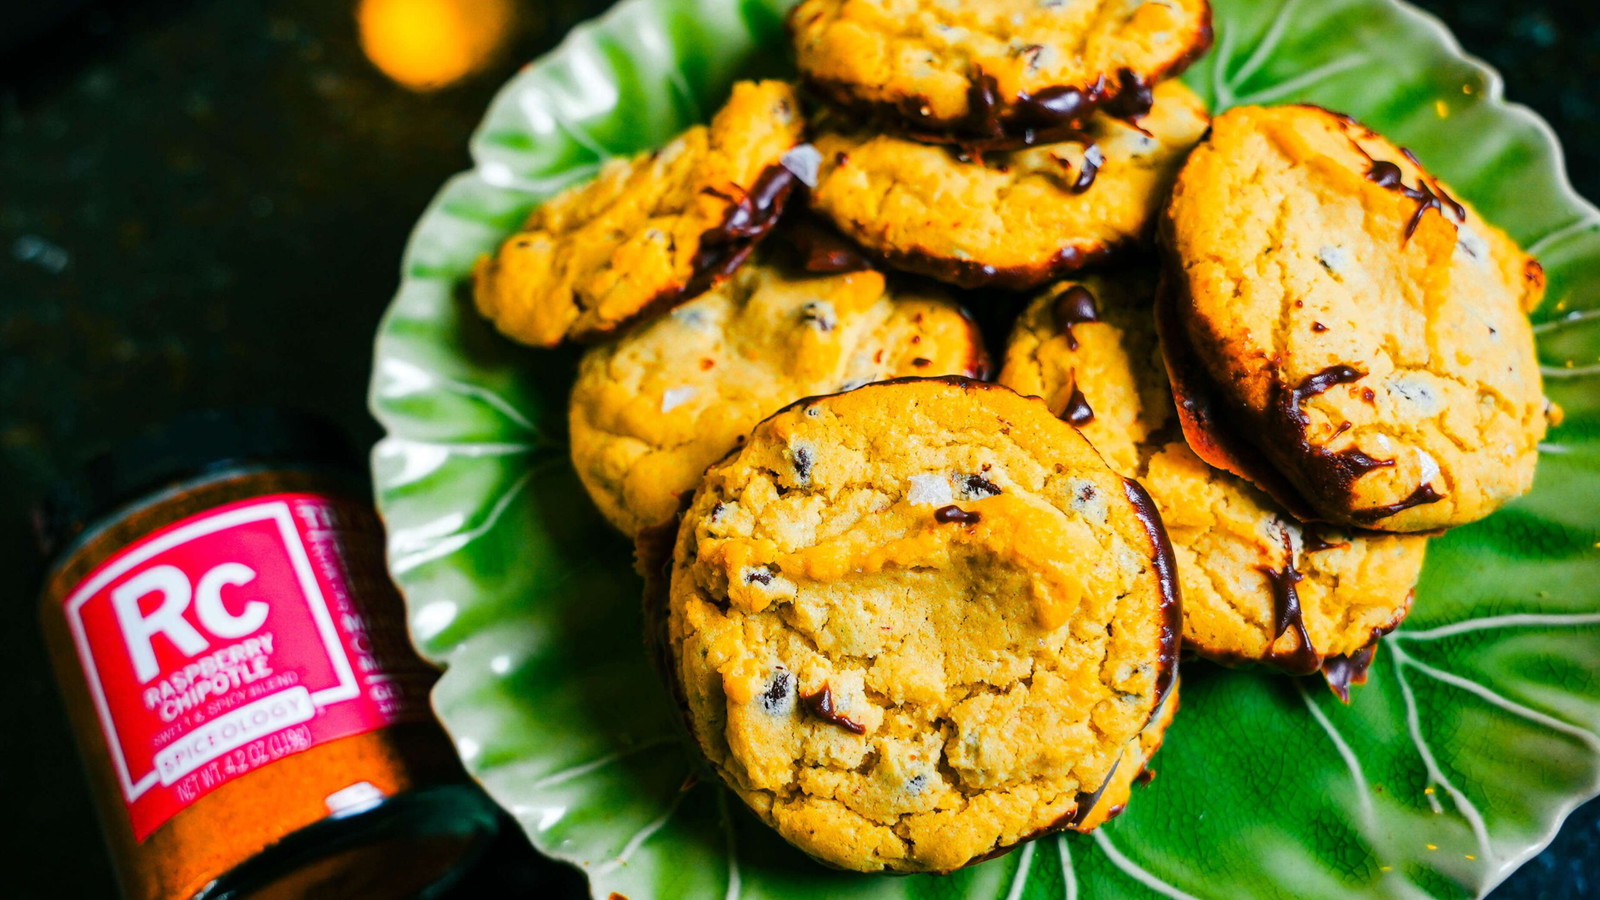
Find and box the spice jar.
[34,408,501,900]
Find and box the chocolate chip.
[744,567,774,586]
[799,302,836,331]
[759,671,794,714]
[792,444,813,481]
[959,474,1002,498]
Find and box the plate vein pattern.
[1298,682,1378,829]
[532,736,681,790]
[1056,836,1078,900]
[1004,842,1035,900]
[1230,54,1371,106]
[1208,24,1235,107]
[1389,645,1600,753]
[1225,0,1298,90]
[1526,214,1600,258]
[1091,831,1204,900]
[1395,612,1600,642]
[593,775,697,875]
[1540,362,1600,378]
[367,0,1600,896]
[1388,637,1495,861]
[1533,309,1600,335]
[389,468,532,576]
[377,357,542,438]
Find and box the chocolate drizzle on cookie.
[801,685,866,734]
[964,68,1004,141]
[1322,640,1380,703]
[1015,84,1092,130]
[1052,284,1101,350]
[1352,482,1443,523]
[1258,527,1318,674]
[1278,365,1397,499]
[1062,383,1095,427]
[687,164,797,296]
[789,217,874,274]
[1360,149,1467,241]
[1100,68,1156,121]
[1068,140,1105,194]
[934,505,981,525]
[1301,526,1349,554]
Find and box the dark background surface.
[0,0,1595,896]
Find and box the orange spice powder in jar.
[33,409,501,900]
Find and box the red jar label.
[62,493,434,841]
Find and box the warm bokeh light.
[357,0,515,92]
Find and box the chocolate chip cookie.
[1000,275,1427,678]
[474,80,805,347]
[660,377,1179,872]
[569,246,986,538]
[809,80,1209,289]
[1160,105,1548,531]
[791,0,1212,145]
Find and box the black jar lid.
[33,407,361,564]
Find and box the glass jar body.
[38,464,496,900]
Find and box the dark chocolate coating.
[863,236,1121,291]
[1122,477,1183,710]
[1360,145,1466,241]
[1256,527,1319,675]
[1154,260,1441,530]
[685,164,798,297]
[1066,757,1123,828]
[1322,634,1382,704]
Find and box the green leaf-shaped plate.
[369,1,1600,896]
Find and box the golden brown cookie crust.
[473,80,805,347]
[663,378,1178,872]
[809,80,1209,289]
[1161,105,1547,532]
[999,275,1427,674]
[790,0,1212,145]
[569,246,987,538]
[1067,680,1177,832]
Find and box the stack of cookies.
[470,0,1549,877]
